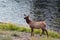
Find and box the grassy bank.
[0,22,60,39]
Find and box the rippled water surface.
[0,0,31,25]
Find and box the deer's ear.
[24,14,26,16]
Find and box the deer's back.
[29,21,46,29]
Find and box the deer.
[24,14,48,37]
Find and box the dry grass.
[0,30,59,40]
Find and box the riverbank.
[0,22,60,40]
[0,30,60,40]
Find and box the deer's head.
[24,14,29,19]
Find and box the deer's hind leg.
[43,28,48,37]
[40,29,44,36]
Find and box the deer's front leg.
[31,28,34,36]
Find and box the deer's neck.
[25,18,31,24]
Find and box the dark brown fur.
[24,15,48,37]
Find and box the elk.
[24,14,48,37]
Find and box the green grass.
[0,22,60,39]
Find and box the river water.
[0,0,60,32]
[0,0,31,26]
